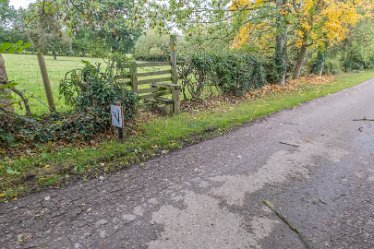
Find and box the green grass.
[1,70,374,201]
[3,54,104,114]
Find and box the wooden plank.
[138,77,172,85]
[136,62,171,68]
[155,96,173,104]
[131,66,138,92]
[136,88,159,94]
[152,82,176,88]
[140,90,171,99]
[137,70,172,78]
[114,74,131,80]
[116,80,131,87]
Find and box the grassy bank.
[1,70,374,201]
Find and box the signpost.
[111,102,124,140]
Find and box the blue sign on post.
[111,105,124,128]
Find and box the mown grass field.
[1,69,374,201]
[3,54,104,114]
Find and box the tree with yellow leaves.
[231,0,291,84]
[291,0,363,78]
[230,0,370,80]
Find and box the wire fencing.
[7,70,70,115]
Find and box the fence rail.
[136,62,171,68]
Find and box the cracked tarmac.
[1,79,374,249]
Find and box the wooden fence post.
[130,64,138,93]
[170,35,178,85]
[170,35,180,114]
[37,52,56,112]
[171,85,181,114]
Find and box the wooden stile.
[117,35,180,115]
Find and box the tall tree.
[275,0,289,85]
[291,0,362,78]
[0,41,32,110]
[0,0,12,110]
[0,1,27,44]
[25,0,72,59]
[0,54,10,110]
[63,0,141,56]
[230,0,289,84]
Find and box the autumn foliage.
[230,0,374,79]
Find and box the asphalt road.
[1,79,374,249]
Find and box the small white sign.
[111,105,124,128]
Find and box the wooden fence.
[34,35,181,115]
[116,35,181,115]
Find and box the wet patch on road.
[146,140,348,248]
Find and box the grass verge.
[1,70,374,201]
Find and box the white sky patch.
[9,0,35,9]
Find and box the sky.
[9,0,35,9]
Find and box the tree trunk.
[0,54,8,84]
[311,51,325,76]
[293,44,308,79]
[0,54,12,111]
[52,50,57,60]
[318,63,324,76]
[275,0,289,85]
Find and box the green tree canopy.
[24,0,72,58]
[63,0,141,56]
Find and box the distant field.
[3,54,104,114]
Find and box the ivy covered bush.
[60,60,137,123]
[0,57,138,146]
[178,52,267,99]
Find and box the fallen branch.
[263,199,313,249]
[11,88,32,116]
[279,142,300,148]
[352,117,374,122]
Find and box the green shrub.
[341,48,366,72]
[310,51,341,76]
[366,55,374,69]
[213,53,266,96]
[263,60,280,84]
[0,56,138,146]
[178,54,215,100]
[178,52,267,98]
[59,59,138,138]
[323,59,341,75]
